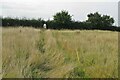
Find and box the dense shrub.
[2,17,44,28]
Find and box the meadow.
[2,27,118,78]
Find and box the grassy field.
[0,27,2,79]
[2,27,118,78]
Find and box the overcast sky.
[1,0,119,26]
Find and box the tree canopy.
[53,10,72,29]
[86,12,114,29]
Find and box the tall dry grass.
[0,27,2,79]
[2,27,118,78]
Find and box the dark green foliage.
[2,11,120,31]
[86,12,115,30]
[46,20,56,29]
[2,17,44,28]
[53,10,72,29]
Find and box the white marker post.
[43,23,47,29]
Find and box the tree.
[101,15,114,27]
[86,12,114,29]
[53,10,72,29]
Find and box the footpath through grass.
[2,27,118,78]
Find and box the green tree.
[86,12,114,29]
[53,10,72,29]
[101,15,114,27]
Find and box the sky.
[1,0,119,26]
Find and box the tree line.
[2,17,44,28]
[1,10,120,31]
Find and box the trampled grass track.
[2,27,118,78]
